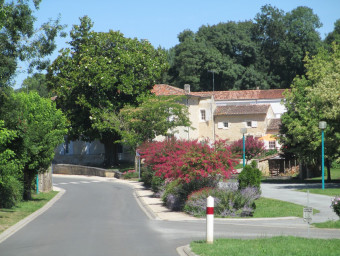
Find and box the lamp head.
[319,121,327,130]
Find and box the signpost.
[303,207,313,223]
[303,190,312,237]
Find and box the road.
[1,176,340,256]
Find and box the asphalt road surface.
[1,176,340,256]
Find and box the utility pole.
[208,70,215,91]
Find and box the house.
[152,84,286,146]
[53,139,134,166]
[54,84,286,166]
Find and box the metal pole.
[36,172,39,194]
[322,129,325,190]
[212,72,215,92]
[243,134,246,167]
[138,156,141,179]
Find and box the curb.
[0,187,66,244]
[176,245,198,256]
[133,190,159,220]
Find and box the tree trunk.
[23,170,35,200]
[102,140,118,167]
[326,158,332,182]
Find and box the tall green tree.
[0,0,65,89]
[118,95,191,151]
[280,44,340,179]
[166,5,322,91]
[0,92,67,200]
[167,21,265,91]
[47,16,168,166]
[16,73,49,97]
[325,19,340,46]
[0,120,23,208]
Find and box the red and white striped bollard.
[206,196,214,244]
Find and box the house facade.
[152,84,286,148]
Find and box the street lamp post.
[208,70,215,91]
[319,121,327,190]
[240,128,247,167]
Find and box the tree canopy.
[47,16,168,166]
[165,5,322,91]
[16,73,50,97]
[0,92,67,199]
[0,0,65,91]
[280,44,340,178]
[118,95,191,151]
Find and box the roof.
[267,118,282,130]
[152,84,286,100]
[214,104,271,116]
[151,84,186,96]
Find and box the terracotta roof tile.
[267,118,282,130]
[151,84,186,96]
[152,84,287,100]
[214,104,271,116]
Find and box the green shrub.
[0,175,23,208]
[121,169,139,179]
[151,175,164,193]
[238,161,262,190]
[140,166,154,187]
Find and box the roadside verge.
[0,187,65,244]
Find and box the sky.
[14,0,340,88]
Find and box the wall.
[214,113,268,142]
[38,167,53,192]
[54,139,134,166]
[53,164,118,178]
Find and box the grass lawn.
[307,166,340,181]
[313,220,340,229]
[191,236,340,256]
[298,188,340,196]
[0,191,58,234]
[253,197,319,218]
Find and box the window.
[246,121,258,128]
[269,141,276,149]
[200,109,206,121]
[218,121,229,129]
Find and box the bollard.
[206,196,214,244]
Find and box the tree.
[254,5,322,89]
[325,19,340,46]
[47,16,168,166]
[166,5,322,91]
[0,0,65,101]
[167,21,266,91]
[280,44,340,179]
[0,92,67,200]
[0,120,23,208]
[16,73,49,97]
[118,95,191,151]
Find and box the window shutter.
[218,122,224,129]
[252,121,258,128]
[206,110,211,121]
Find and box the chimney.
[184,84,190,94]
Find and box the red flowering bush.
[138,138,237,184]
[230,136,265,161]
